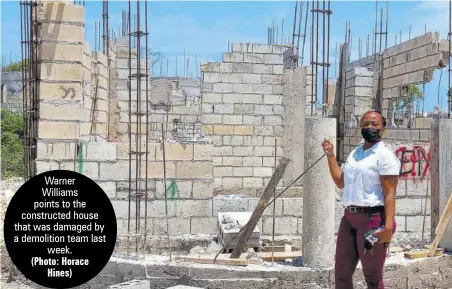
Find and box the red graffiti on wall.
[394,146,430,181]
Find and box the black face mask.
[361,128,381,143]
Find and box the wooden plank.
[404,249,444,259]
[230,157,291,258]
[284,243,292,262]
[175,254,249,266]
[428,190,452,257]
[258,251,302,261]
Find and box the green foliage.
[1,110,25,179]
[395,85,423,110]
[2,59,27,72]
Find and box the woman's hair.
[361,110,387,127]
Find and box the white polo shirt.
[342,141,401,207]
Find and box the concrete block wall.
[343,128,432,237]
[324,78,337,116]
[113,38,202,143]
[200,43,288,195]
[80,44,109,141]
[344,67,374,124]
[346,32,449,118]
[304,66,317,116]
[37,1,86,166]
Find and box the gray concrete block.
[254,105,273,115]
[222,52,244,63]
[176,199,213,217]
[203,72,221,83]
[232,146,254,157]
[222,93,243,104]
[244,53,264,64]
[231,43,252,53]
[262,216,298,234]
[264,115,283,125]
[396,198,425,216]
[220,73,242,84]
[212,83,233,93]
[243,115,262,125]
[242,73,262,84]
[253,84,273,94]
[84,142,117,161]
[153,217,190,235]
[406,215,431,232]
[234,104,254,114]
[201,114,222,124]
[190,217,217,234]
[243,136,264,146]
[253,64,273,74]
[223,115,243,125]
[252,43,273,54]
[213,198,249,214]
[232,83,254,94]
[231,63,253,73]
[222,156,243,166]
[223,136,244,146]
[263,94,282,105]
[254,126,274,136]
[248,198,283,216]
[243,156,263,166]
[263,54,283,65]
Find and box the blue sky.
[1,1,451,112]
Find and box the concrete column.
[431,119,452,250]
[302,117,337,268]
[282,67,305,187]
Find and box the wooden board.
[404,249,444,259]
[428,190,452,257]
[258,251,302,261]
[175,254,249,266]
[230,157,291,258]
[174,251,303,266]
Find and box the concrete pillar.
[282,67,305,187]
[302,117,337,268]
[431,119,452,250]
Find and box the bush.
[1,110,25,179]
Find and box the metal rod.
[271,139,277,266]
[322,0,325,111]
[144,0,149,249]
[292,1,297,47]
[161,123,172,261]
[127,0,132,257]
[281,18,284,45]
[449,0,451,118]
[301,1,309,66]
[385,0,389,49]
[310,0,314,115]
[296,1,303,65]
[374,0,378,60]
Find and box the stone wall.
[200,43,291,195]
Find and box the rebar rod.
[326,0,331,115]
[144,0,150,244]
[374,1,378,61]
[310,0,314,116]
[301,1,309,66]
[449,0,451,118]
[161,124,173,261]
[127,0,132,257]
[271,139,277,265]
[292,1,297,47]
[385,0,389,49]
[322,0,325,110]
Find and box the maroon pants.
[335,209,396,289]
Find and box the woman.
[321,110,400,289]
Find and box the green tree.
[1,110,25,179]
[2,59,27,72]
[395,85,423,111]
